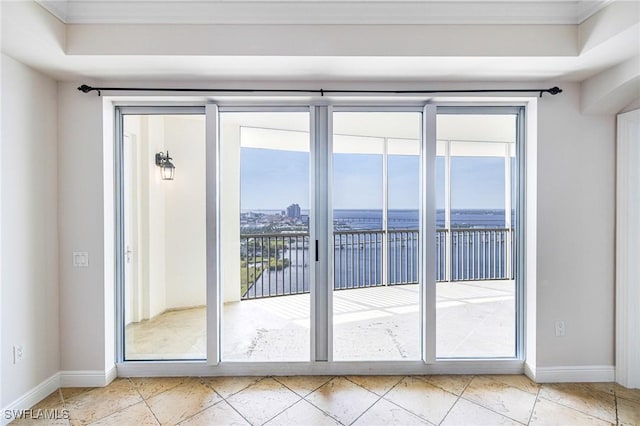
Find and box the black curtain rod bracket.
[77,84,562,98]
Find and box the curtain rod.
[77,84,562,98]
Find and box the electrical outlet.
[555,321,566,337]
[73,252,89,268]
[13,345,24,364]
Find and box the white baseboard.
[524,362,536,382]
[533,365,615,383]
[2,366,118,424]
[1,372,60,426]
[60,366,118,387]
[106,365,118,384]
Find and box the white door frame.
[123,133,141,324]
[616,108,640,389]
[114,100,527,374]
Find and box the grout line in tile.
[260,395,306,426]
[215,378,262,426]
[61,387,95,404]
[378,395,437,426]
[414,373,474,397]
[133,376,188,401]
[456,394,528,426]
[436,376,474,426]
[137,388,163,426]
[615,394,640,404]
[376,375,443,426]
[81,379,143,426]
[272,375,335,397]
[342,373,409,425]
[221,397,256,426]
[437,396,460,426]
[342,375,403,398]
[458,378,533,426]
[525,382,542,425]
[301,379,351,426]
[200,375,267,399]
[460,374,475,395]
[534,395,616,425]
[172,399,227,426]
[346,395,382,426]
[221,376,302,426]
[343,379,387,426]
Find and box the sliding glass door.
[332,112,424,361]
[116,104,522,365]
[218,111,311,362]
[120,110,207,361]
[435,109,521,359]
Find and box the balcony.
[126,227,515,361]
[241,228,514,299]
[126,280,514,360]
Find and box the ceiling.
[37,0,611,25]
[1,0,639,113]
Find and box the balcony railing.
[240,228,514,300]
[241,233,310,300]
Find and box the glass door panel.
[435,113,517,358]
[219,111,311,362]
[123,114,207,360]
[332,112,422,361]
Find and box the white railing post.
[382,137,389,286]
[444,140,452,282]
[505,143,513,279]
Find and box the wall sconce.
[155,151,175,180]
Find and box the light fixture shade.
[161,160,175,180]
[155,151,176,180]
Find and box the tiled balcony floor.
[13,375,640,425]
[126,280,515,361]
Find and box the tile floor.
[126,280,515,361]
[11,375,640,425]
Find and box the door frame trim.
[113,100,529,371]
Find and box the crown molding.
[36,0,68,23]
[577,0,614,23]
[34,0,610,25]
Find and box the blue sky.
[241,148,506,210]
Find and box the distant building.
[286,203,301,218]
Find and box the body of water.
[243,209,513,298]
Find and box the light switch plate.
[73,252,89,267]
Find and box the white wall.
[622,97,640,113]
[164,116,207,309]
[143,116,168,318]
[1,54,59,406]
[54,81,615,375]
[536,82,615,367]
[220,118,242,303]
[58,82,106,372]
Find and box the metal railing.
[334,230,384,289]
[240,227,514,299]
[450,228,514,281]
[240,233,310,299]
